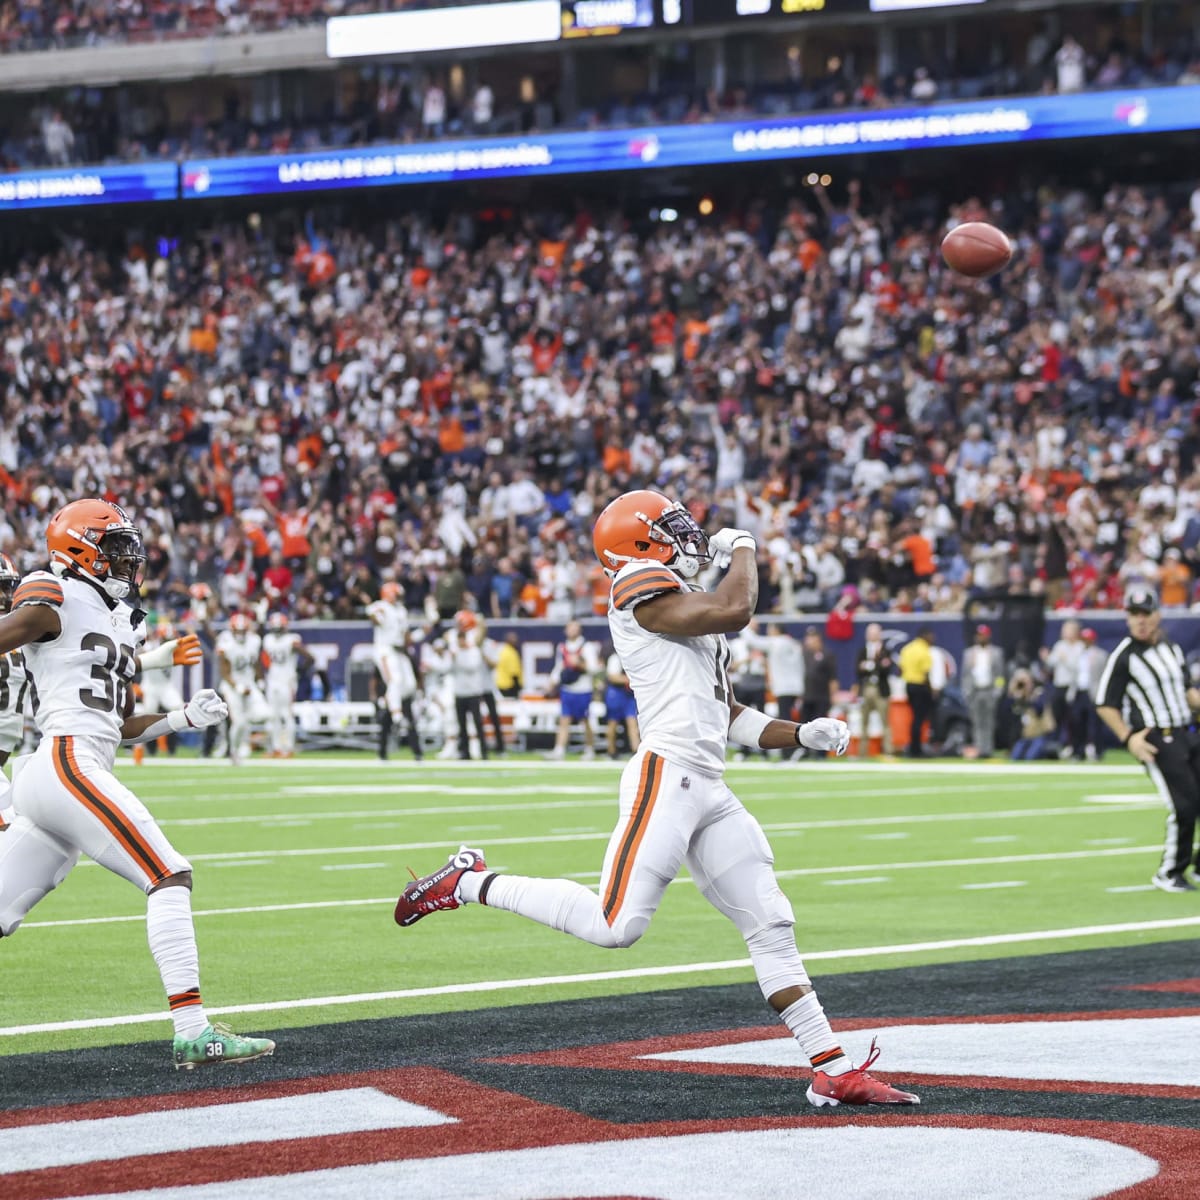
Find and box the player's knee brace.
[745,922,811,1001]
[606,910,650,949]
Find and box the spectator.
[471,83,495,132]
[422,80,447,138]
[1047,620,1083,751]
[854,622,894,758]
[494,631,523,699]
[1071,627,1108,762]
[800,627,838,756]
[765,623,805,759]
[1055,36,1087,93]
[449,610,490,761]
[1160,548,1191,608]
[1009,669,1056,761]
[961,624,1006,759]
[603,645,639,759]
[42,110,74,165]
[730,618,769,759]
[546,619,601,761]
[910,67,938,102]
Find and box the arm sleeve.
[13,576,64,608]
[1095,648,1128,709]
[610,566,682,612]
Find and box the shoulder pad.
[610,562,682,612]
[13,572,64,608]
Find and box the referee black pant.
[455,693,489,760]
[1144,729,1200,880]
[906,683,934,756]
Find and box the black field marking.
[4,940,1200,1116]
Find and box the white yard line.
[138,797,1160,837]
[115,758,1148,774]
[5,916,1199,1037]
[30,843,1167,930]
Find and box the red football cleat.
[806,1038,921,1107]
[394,846,488,927]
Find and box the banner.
[280,612,1200,698]
[0,163,178,210]
[181,86,1200,200]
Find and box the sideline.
[4,916,1198,1037]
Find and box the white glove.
[179,689,229,730]
[709,527,757,569]
[798,717,851,756]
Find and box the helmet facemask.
[0,563,16,614]
[97,528,147,601]
[646,504,711,579]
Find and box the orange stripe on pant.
[52,736,172,885]
[603,752,663,926]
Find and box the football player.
[366,582,410,717]
[131,618,188,764]
[395,489,918,1107]
[0,552,29,828]
[216,612,270,765]
[261,612,311,758]
[0,499,274,1069]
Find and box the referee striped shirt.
[1096,637,1191,729]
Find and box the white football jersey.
[0,647,30,750]
[367,600,409,650]
[216,629,262,686]
[16,570,144,749]
[262,631,302,683]
[608,561,731,777]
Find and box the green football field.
[2,754,1198,1058]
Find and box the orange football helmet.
[46,499,145,600]
[381,582,404,603]
[229,611,253,634]
[268,612,290,632]
[455,610,478,631]
[0,552,17,613]
[592,489,711,578]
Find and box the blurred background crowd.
[0,171,1198,627]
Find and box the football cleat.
[173,1023,275,1071]
[1151,872,1197,894]
[806,1039,920,1107]
[394,846,488,927]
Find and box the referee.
[1095,583,1200,893]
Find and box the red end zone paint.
[4,1081,1198,1200]
[0,1069,616,1200]
[485,1008,1200,1100]
[1119,979,1200,994]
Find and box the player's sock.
[467,872,618,945]
[778,993,851,1076]
[132,743,145,765]
[147,887,209,1039]
[156,735,169,754]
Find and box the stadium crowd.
[5,24,1199,168]
[0,175,1199,627]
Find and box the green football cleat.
[173,1022,276,1071]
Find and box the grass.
[2,754,1197,1057]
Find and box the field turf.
[2,754,1197,1058]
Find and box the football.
[940,221,1013,279]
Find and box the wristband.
[136,639,177,673]
[728,707,772,748]
[1122,731,1134,747]
[167,708,192,734]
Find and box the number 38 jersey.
[14,570,143,751]
[607,561,731,778]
